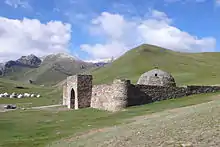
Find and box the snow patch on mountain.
[40,53,81,62]
[84,58,114,63]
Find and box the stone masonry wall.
[91,79,130,112]
[127,84,220,107]
[77,75,93,108]
[91,84,113,111]
[186,85,220,94]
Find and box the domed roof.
[137,69,176,87]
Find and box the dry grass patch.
[51,98,220,147]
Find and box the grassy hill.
[92,44,220,86]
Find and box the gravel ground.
[51,99,220,147]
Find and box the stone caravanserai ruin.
[63,68,220,112]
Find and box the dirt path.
[0,104,62,112]
[50,99,220,147]
[31,104,61,109]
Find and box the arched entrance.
[70,88,75,108]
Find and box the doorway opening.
[70,88,75,108]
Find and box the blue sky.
[0,0,219,62]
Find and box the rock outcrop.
[16,54,42,67]
[5,54,41,68]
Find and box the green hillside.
[2,66,32,81]
[92,44,220,86]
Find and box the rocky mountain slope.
[0,63,4,75]
[0,53,109,86]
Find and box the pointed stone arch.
[70,88,75,108]
[67,87,78,109]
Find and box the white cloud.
[81,41,127,59]
[80,10,216,60]
[149,10,172,23]
[90,12,134,39]
[216,0,220,6]
[0,17,71,62]
[4,0,31,9]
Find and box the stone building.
[63,68,220,112]
[137,69,176,87]
[63,75,92,109]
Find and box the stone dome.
[137,69,176,87]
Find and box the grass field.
[0,78,62,107]
[0,91,219,147]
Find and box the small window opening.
[155,73,158,77]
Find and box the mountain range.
[0,53,110,86]
[2,44,220,87]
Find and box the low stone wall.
[128,85,187,106]
[186,85,220,94]
[90,83,220,112]
[127,85,220,107]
